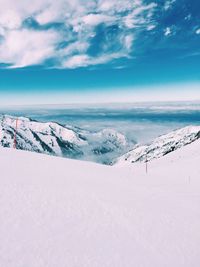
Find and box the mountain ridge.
[116,125,200,165]
[1,114,200,165]
[0,115,129,164]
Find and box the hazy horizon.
[1,101,200,146]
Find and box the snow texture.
[0,139,200,267]
[116,126,200,165]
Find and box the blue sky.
[0,0,200,105]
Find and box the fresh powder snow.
[0,139,200,267]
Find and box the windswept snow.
[0,140,200,267]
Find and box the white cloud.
[63,55,90,68]
[124,3,157,29]
[196,28,200,35]
[0,26,5,36]
[98,1,114,12]
[0,0,48,26]
[0,0,157,68]
[63,52,126,68]
[147,24,156,31]
[0,10,22,30]
[0,29,59,67]
[164,27,172,36]
[184,14,191,21]
[97,0,149,15]
[82,14,114,27]
[164,0,176,11]
[124,35,134,51]
[60,41,89,57]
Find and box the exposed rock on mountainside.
[0,115,129,164]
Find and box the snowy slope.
[116,125,200,165]
[0,115,86,157]
[0,142,200,267]
[0,115,129,163]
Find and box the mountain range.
[0,115,129,164]
[1,115,200,165]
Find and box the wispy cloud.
[196,28,200,35]
[164,27,172,36]
[163,0,176,11]
[0,0,157,68]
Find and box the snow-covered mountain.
[1,137,200,267]
[116,125,200,165]
[0,115,129,164]
[1,115,200,166]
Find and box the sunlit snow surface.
[0,140,200,267]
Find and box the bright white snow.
[0,140,200,267]
[0,115,129,164]
[116,126,200,165]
